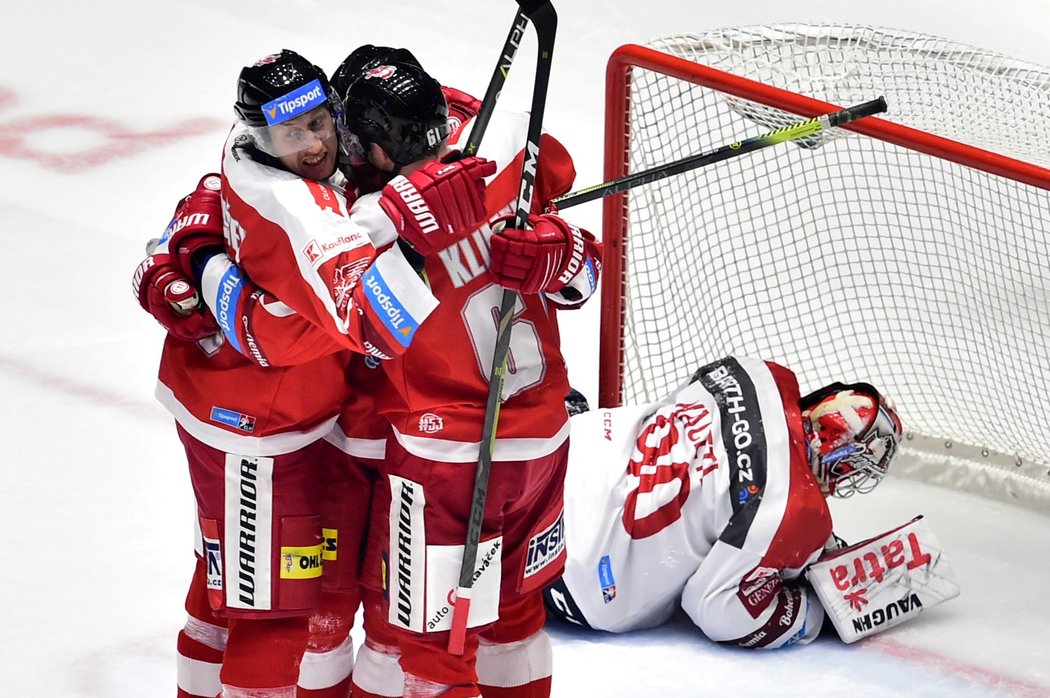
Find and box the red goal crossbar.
[598,42,1050,408]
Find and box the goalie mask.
[800,382,903,498]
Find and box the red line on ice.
[869,636,1049,697]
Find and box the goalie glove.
[378,155,496,255]
[488,213,589,294]
[805,516,961,643]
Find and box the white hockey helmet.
[800,382,903,498]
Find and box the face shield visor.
[246,78,338,158]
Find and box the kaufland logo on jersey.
[303,233,367,267]
[262,79,326,126]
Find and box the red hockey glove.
[441,85,482,131]
[378,156,497,255]
[132,253,219,341]
[489,213,587,294]
[162,173,226,279]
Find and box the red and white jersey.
[153,134,370,455]
[219,125,439,363]
[376,110,601,462]
[154,327,349,456]
[547,356,831,649]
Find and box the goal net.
[599,25,1050,511]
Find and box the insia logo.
[524,513,565,578]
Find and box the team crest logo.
[418,413,444,433]
[334,258,371,313]
[365,64,397,80]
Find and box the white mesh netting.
[610,24,1050,509]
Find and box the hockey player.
[337,57,603,698]
[543,355,904,649]
[133,49,494,698]
[190,52,602,697]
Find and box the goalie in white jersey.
[544,355,903,649]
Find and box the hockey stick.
[462,9,530,156]
[550,97,887,209]
[448,0,557,656]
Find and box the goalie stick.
[550,97,887,209]
[448,0,557,656]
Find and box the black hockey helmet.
[342,59,449,167]
[234,49,334,128]
[331,44,423,103]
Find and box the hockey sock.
[297,588,359,697]
[476,594,551,698]
[219,615,309,694]
[178,557,228,698]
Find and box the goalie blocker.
[805,516,960,643]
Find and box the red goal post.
[598,26,1050,510]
